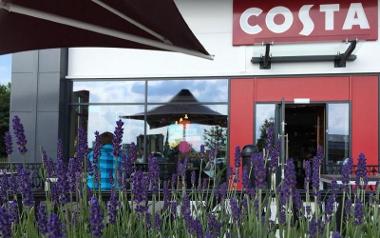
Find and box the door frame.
[253,100,352,173]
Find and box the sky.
[0,54,11,85]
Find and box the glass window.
[145,104,228,157]
[255,104,276,150]
[327,103,350,166]
[145,104,228,185]
[69,79,229,187]
[69,105,145,159]
[147,79,228,103]
[72,81,145,103]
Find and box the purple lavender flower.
[207,213,222,238]
[90,196,104,237]
[42,148,55,178]
[0,207,11,238]
[47,213,64,238]
[356,153,368,187]
[6,174,17,196]
[55,150,68,204]
[128,142,137,163]
[170,201,178,218]
[312,156,320,196]
[284,159,296,194]
[331,179,339,195]
[93,131,101,186]
[154,213,161,230]
[343,199,352,219]
[192,218,204,238]
[37,203,48,234]
[341,157,353,186]
[76,126,88,172]
[17,166,34,206]
[217,182,228,200]
[265,123,274,151]
[176,157,188,178]
[269,141,280,172]
[354,198,363,225]
[230,198,241,222]
[107,190,119,224]
[148,155,160,192]
[12,115,27,154]
[278,188,287,225]
[252,153,266,189]
[332,231,341,238]
[266,124,280,172]
[0,175,9,203]
[7,201,18,224]
[145,212,152,229]
[325,194,335,222]
[57,139,64,162]
[181,193,191,219]
[113,120,124,158]
[67,158,77,193]
[163,181,170,210]
[3,131,12,156]
[191,170,196,187]
[171,173,177,188]
[132,171,149,213]
[242,165,251,191]
[308,217,318,238]
[316,146,324,163]
[304,160,311,188]
[123,154,134,179]
[234,146,241,168]
[293,190,302,212]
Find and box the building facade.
[10,0,380,184]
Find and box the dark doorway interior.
[285,104,325,188]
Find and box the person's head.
[100,132,114,145]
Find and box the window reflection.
[72,81,145,103]
[69,105,145,159]
[327,103,350,166]
[255,104,276,151]
[70,79,229,188]
[148,79,228,103]
[143,105,228,160]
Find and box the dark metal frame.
[251,41,357,69]
[68,78,230,163]
[254,100,352,174]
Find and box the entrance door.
[284,104,326,188]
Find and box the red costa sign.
[233,0,378,45]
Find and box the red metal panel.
[255,77,350,102]
[233,0,378,45]
[230,79,254,188]
[351,76,379,165]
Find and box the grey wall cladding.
[10,49,68,162]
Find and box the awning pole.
[0,1,213,60]
[91,0,171,44]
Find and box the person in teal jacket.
[87,132,121,190]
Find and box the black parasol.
[121,89,227,129]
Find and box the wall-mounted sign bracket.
[251,40,357,69]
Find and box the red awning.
[0,0,212,59]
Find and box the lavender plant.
[0,119,379,238]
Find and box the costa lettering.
[233,0,378,45]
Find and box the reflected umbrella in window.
[120,89,227,129]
